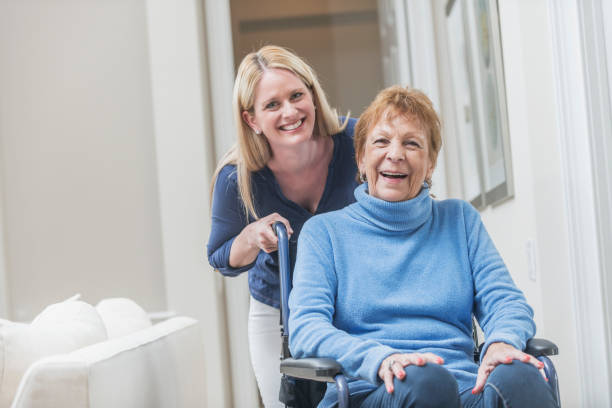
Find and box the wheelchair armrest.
[280,357,343,382]
[525,338,559,356]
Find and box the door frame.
[0,151,9,318]
[548,0,612,405]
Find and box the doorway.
[229,0,384,117]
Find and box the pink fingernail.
[417,358,424,365]
[471,389,477,395]
[505,356,512,363]
[437,357,444,364]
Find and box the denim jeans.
[460,361,558,408]
[348,362,557,408]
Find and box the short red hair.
[354,86,442,182]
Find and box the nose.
[281,102,298,119]
[387,140,404,162]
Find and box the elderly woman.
[288,86,557,407]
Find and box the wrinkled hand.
[378,353,444,394]
[243,213,293,253]
[472,342,546,394]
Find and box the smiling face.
[359,113,434,202]
[242,68,316,152]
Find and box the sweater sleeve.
[206,166,255,276]
[288,220,396,385]
[462,202,536,359]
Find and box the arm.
[463,203,543,392]
[464,202,535,356]
[229,213,293,267]
[206,166,293,275]
[288,221,396,385]
[206,166,252,276]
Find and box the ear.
[242,110,259,133]
[357,153,365,176]
[426,160,435,182]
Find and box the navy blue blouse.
[206,118,358,308]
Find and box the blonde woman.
[207,45,358,407]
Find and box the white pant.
[248,296,283,408]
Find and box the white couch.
[1,298,206,408]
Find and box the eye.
[373,137,389,145]
[264,101,279,110]
[291,92,304,100]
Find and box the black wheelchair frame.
[274,222,560,408]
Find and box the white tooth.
[282,120,302,130]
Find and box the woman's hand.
[472,342,546,394]
[229,213,293,267]
[378,352,444,394]
[243,213,293,253]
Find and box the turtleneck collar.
[350,183,433,232]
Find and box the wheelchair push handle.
[273,222,291,336]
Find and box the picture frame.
[445,0,486,208]
[445,0,513,208]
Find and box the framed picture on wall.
[445,0,486,208]
[445,0,513,208]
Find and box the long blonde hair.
[211,45,347,219]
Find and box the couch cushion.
[96,298,152,339]
[0,298,107,407]
[11,317,204,408]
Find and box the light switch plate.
[526,238,538,282]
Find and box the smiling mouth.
[380,171,407,179]
[280,119,303,131]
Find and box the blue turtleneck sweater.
[288,183,535,408]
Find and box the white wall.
[0,0,166,320]
[548,0,612,404]
[489,3,580,404]
[0,136,8,317]
[145,0,234,406]
[0,1,234,406]
[202,1,262,406]
[434,0,580,405]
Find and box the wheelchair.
[273,222,560,408]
